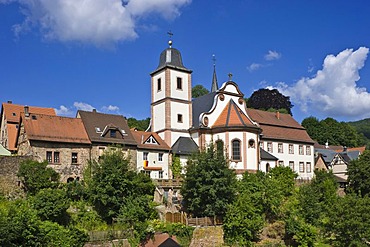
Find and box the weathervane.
[212,54,216,67]
[228,72,233,81]
[167,31,173,48]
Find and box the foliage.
[192,84,210,98]
[148,220,194,247]
[328,194,370,247]
[347,150,370,197]
[285,215,318,247]
[348,118,370,148]
[87,149,155,223]
[69,200,108,231]
[17,159,59,195]
[65,180,87,201]
[297,170,338,227]
[247,88,293,115]
[301,116,366,147]
[180,144,237,217]
[127,117,150,131]
[171,155,182,178]
[31,188,70,225]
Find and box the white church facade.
[149,40,315,179]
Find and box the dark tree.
[247,88,293,115]
[347,150,370,197]
[181,144,237,217]
[192,84,209,98]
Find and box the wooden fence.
[165,212,223,227]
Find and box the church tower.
[150,39,193,147]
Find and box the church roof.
[151,46,192,75]
[192,92,217,127]
[213,100,256,128]
[171,137,198,155]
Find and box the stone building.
[77,109,138,164]
[0,102,55,153]
[17,113,91,182]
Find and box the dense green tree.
[192,84,210,98]
[247,88,293,115]
[87,149,155,223]
[17,159,59,195]
[127,117,150,131]
[171,155,182,178]
[181,144,237,217]
[328,194,370,247]
[347,150,370,197]
[297,170,338,227]
[31,188,70,225]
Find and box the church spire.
[211,54,218,92]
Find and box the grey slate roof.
[171,136,199,155]
[151,48,192,74]
[192,92,217,128]
[315,148,336,163]
[260,148,278,161]
[77,110,137,146]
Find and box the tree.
[87,149,155,223]
[17,160,59,195]
[180,144,237,217]
[192,84,209,98]
[127,117,150,131]
[247,88,293,115]
[347,150,370,197]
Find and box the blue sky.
[1,0,370,123]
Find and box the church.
[149,39,315,179]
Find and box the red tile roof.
[131,129,170,151]
[21,114,91,144]
[7,124,18,151]
[247,109,314,144]
[213,100,256,128]
[2,103,55,123]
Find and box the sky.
[1,0,370,123]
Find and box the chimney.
[24,105,29,117]
[343,146,347,152]
[325,140,329,149]
[276,111,280,120]
[7,100,12,104]
[92,109,96,113]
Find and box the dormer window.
[145,136,158,144]
[110,130,116,138]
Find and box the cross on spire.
[212,54,216,67]
[167,31,173,48]
[228,72,233,81]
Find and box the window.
[176,77,182,89]
[157,78,161,91]
[158,153,163,161]
[141,170,151,176]
[306,146,311,155]
[54,152,60,163]
[306,162,312,173]
[279,160,284,166]
[159,171,163,179]
[289,144,294,154]
[143,152,148,161]
[289,161,294,171]
[110,130,116,138]
[46,151,52,163]
[248,139,256,148]
[299,162,305,172]
[299,145,304,155]
[72,153,78,164]
[260,141,264,149]
[267,142,273,152]
[278,143,283,153]
[266,163,271,172]
[177,114,183,123]
[232,139,241,161]
[145,136,157,144]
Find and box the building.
[0,102,56,153]
[77,109,138,163]
[131,129,171,179]
[17,113,91,182]
[150,40,314,178]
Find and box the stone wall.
[0,155,35,198]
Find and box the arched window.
[266,163,271,172]
[216,140,224,157]
[248,139,256,148]
[232,139,241,161]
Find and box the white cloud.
[247,63,263,72]
[101,105,120,112]
[73,102,95,111]
[3,0,191,47]
[276,47,370,119]
[264,50,281,61]
[55,105,74,116]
